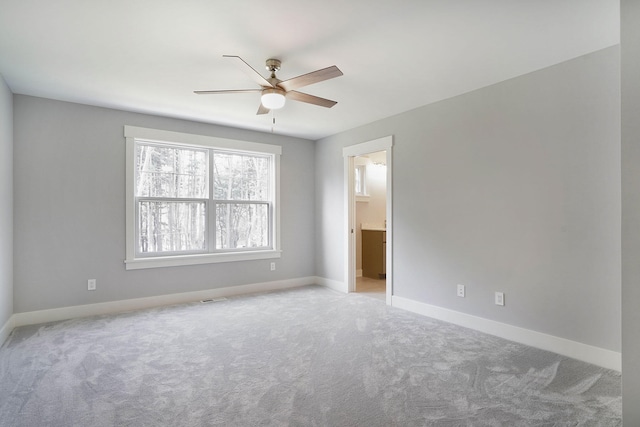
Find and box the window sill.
[125,250,282,270]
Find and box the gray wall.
[621,0,640,423]
[0,75,13,328]
[13,96,315,313]
[316,46,621,352]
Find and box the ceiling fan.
[194,55,343,115]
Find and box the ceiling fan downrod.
[265,59,281,79]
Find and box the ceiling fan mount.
[265,58,281,75]
[194,55,343,115]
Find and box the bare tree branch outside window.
[134,142,272,256]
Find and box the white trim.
[343,136,392,157]
[124,126,282,155]
[125,250,282,270]
[356,269,363,278]
[7,276,344,332]
[392,295,621,372]
[12,277,317,328]
[385,147,393,306]
[0,315,14,347]
[125,135,136,264]
[316,276,348,293]
[343,136,393,305]
[7,282,617,373]
[344,155,355,293]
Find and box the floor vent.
[200,297,228,303]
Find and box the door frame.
[343,136,393,305]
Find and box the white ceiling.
[0,0,619,140]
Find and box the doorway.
[343,136,393,305]
[355,151,387,301]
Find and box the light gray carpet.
[0,285,621,426]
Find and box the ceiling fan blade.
[278,66,343,92]
[223,55,273,88]
[257,103,270,115]
[194,89,262,95]
[286,91,338,108]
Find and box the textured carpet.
[0,286,621,426]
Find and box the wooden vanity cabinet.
[362,230,386,279]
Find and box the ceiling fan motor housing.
[265,58,281,72]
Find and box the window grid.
[134,141,274,258]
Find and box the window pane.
[215,203,269,249]
[138,201,206,254]
[213,152,270,201]
[136,144,208,198]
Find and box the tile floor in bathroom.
[355,276,386,301]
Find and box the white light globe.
[261,89,286,110]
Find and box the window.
[355,165,367,196]
[355,163,370,202]
[125,126,281,270]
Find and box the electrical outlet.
[270,262,276,271]
[457,284,465,298]
[88,279,97,291]
[495,291,504,306]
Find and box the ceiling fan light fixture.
[261,88,286,110]
[195,56,342,115]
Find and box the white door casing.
[343,136,393,305]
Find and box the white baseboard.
[12,276,318,328]
[392,295,621,372]
[10,279,617,373]
[316,276,348,293]
[356,269,363,278]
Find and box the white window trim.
[124,125,281,270]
